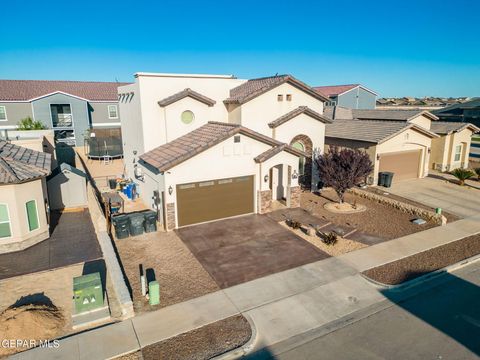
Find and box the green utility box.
[149,281,160,306]
[73,273,104,314]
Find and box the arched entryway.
[290,134,313,189]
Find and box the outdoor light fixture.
[168,185,173,195]
[264,174,269,183]
[292,170,298,180]
[428,147,431,154]
[377,154,380,160]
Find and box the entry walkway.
[11,214,480,360]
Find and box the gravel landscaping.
[301,189,438,240]
[279,222,367,256]
[114,231,219,313]
[115,315,251,360]
[363,234,480,285]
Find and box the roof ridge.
[0,79,130,84]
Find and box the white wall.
[408,114,432,130]
[239,82,325,136]
[274,113,326,150]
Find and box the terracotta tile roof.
[158,88,216,107]
[0,80,130,101]
[268,106,332,128]
[325,120,438,144]
[140,122,304,172]
[254,144,305,163]
[314,84,359,97]
[431,122,480,135]
[224,75,329,104]
[0,141,51,184]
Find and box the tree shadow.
[9,293,55,309]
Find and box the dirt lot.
[363,234,480,285]
[114,231,219,313]
[115,315,251,360]
[301,189,438,240]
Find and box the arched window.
[292,141,305,175]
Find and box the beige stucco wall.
[376,128,432,182]
[430,129,473,171]
[408,114,432,130]
[273,113,326,151]
[0,178,49,253]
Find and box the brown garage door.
[378,150,422,181]
[176,175,254,227]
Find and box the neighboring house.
[377,96,466,110]
[325,107,440,184]
[119,73,331,230]
[432,98,480,128]
[0,140,51,253]
[47,163,87,210]
[429,122,480,171]
[0,80,129,163]
[314,84,377,109]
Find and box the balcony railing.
[52,113,73,128]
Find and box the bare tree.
[315,146,373,203]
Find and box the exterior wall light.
[428,147,431,154]
[264,174,269,183]
[292,170,298,180]
[168,185,173,195]
[376,154,380,161]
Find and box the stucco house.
[119,73,331,230]
[0,140,51,253]
[325,108,440,184]
[0,80,129,163]
[314,84,377,109]
[429,122,480,171]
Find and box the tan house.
[0,140,51,253]
[429,122,480,171]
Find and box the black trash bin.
[378,172,386,186]
[128,213,145,237]
[112,214,129,239]
[108,178,117,190]
[143,211,158,233]
[383,172,394,188]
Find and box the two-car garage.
[176,175,255,227]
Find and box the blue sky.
[1,0,479,97]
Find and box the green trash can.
[143,211,157,233]
[112,214,130,239]
[383,172,394,188]
[128,213,145,237]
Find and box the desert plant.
[285,218,302,229]
[315,146,373,203]
[319,231,338,246]
[475,168,480,180]
[17,117,47,130]
[450,168,475,186]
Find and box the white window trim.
[108,105,119,119]
[0,106,7,122]
[454,144,462,162]
[49,103,74,129]
[0,203,12,238]
[25,199,40,232]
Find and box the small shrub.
[17,117,47,130]
[285,218,302,229]
[450,168,475,186]
[319,231,338,246]
[475,168,480,179]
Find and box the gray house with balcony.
[314,84,377,109]
[0,80,129,162]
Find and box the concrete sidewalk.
[11,214,480,360]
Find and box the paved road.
[387,175,480,218]
[253,261,480,360]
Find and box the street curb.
[211,313,258,360]
[360,252,480,292]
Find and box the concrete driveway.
[176,214,329,288]
[388,176,480,218]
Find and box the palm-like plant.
[450,168,475,186]
[475,168,480,180]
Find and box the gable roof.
[352,109,439,122]
[433,97,480,114]
[325,120,439,144]
[49,163,86,179]
[314,84,378,98]
[268,106,332,128]
[158,88,216,107]
[430,121,480,135]
[140,122,305,172]
[224,75,329,105]
[0,141,51,184]
[0,80,130,102]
